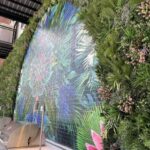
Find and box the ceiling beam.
[30,0,42,5]
[7,0,38,11]
[0,4,32,17]
[0,54,8,59]
[0,49,11,54]
[0,9,29,24]
[0,41,12,48]
[0,7,29,18]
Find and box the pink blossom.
[86,143,97,150]
[85,122,105,150]
[100,122,105,135]
[91,130,104,150]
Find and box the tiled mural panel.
[15,2,99,148]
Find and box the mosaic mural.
[15,2,99,148]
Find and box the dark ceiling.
[0,0,42,24]
[0,0,42,59]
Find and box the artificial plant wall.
[0,0,150,149]
[77,0,150,149]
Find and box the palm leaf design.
[76,106,104,150]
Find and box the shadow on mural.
[15,2,99,148]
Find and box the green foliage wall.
[77,0,150,149]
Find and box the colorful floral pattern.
[15,2,99,148]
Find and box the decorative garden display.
[0,0,149,149]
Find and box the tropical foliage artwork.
[14,2,99,148]
[85,122,104,150]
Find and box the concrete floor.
[8,142,72,150]
[9,143,62,150]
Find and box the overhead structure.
[0,24,17,59]
[0,0,42,59]
[0,0,42,24]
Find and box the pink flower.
[86,143,97,150]
[85,122,105,150]
[100,122,105,135]
[91,130,104,150]
[138,50,146,63]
